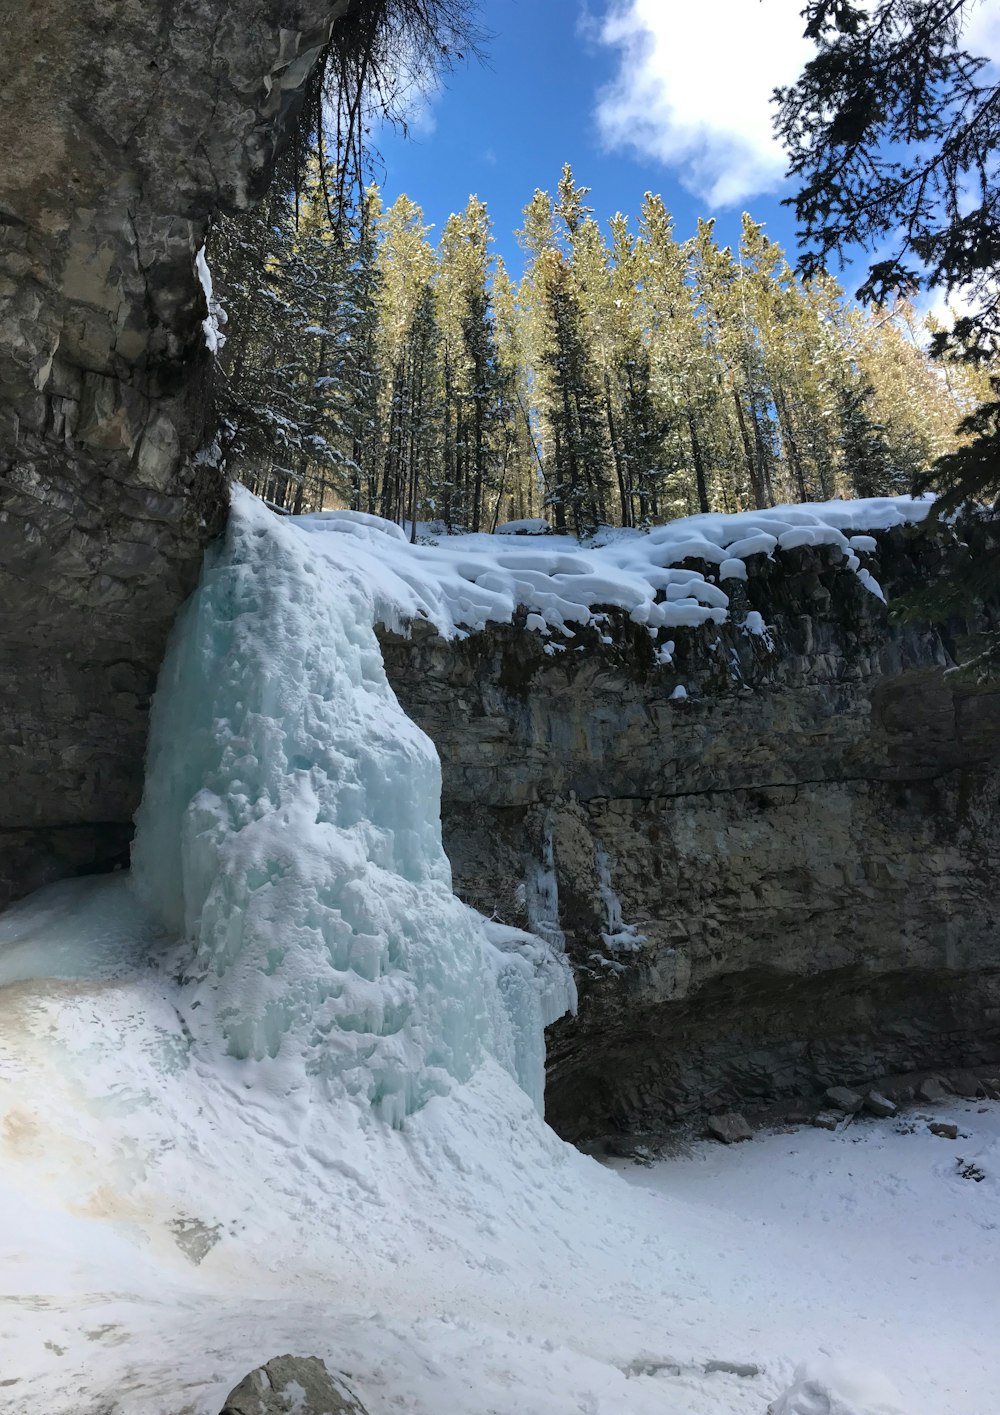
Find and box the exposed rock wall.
[379,528,1000,1139]
[0,0,356,904]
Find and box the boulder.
[705,1359,760,1378]
[706,1112,752,1144]
[879,1082,915,1105]
[864,1091,897,1119]
[768,1357,903,1414]
[221,1355,366,1415]
[916,1077,950,1103]
[824,1086,865,1114]
[928,1122,959,1140]
[812,1111,842,1131]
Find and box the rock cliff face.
[379,528,1000,1138]
[0,0,356,905]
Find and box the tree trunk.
[732,386,768,508]
[604,373,631,528]
[686,407,710,514]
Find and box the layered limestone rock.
[379,526,1000,1138]
[0,0,356,904]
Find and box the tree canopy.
[776,0,1000,510]
[776,0,1000,676]
[212,164,980,537]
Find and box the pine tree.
[212,161,374,513]
[433,197,512,531]
[215,157,985,546]
[777,0,1000,675]
[637,195,724,518]
[342,187,385,515]
[492,255,541,521]
[691,220,775,510]
[375,194,439,529]
[534,246,613,537]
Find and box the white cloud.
[919,282,981,330]
[962,0,1000,68]
[364,35,444,144]
[389,60,442,138]
[594,0,813,207]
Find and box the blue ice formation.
[133,489,574,1123]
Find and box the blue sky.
[373,0,819,283]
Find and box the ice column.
[133,489,572,1120]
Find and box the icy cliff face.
[132,489,573,1120]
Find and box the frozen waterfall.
[0,489,963,1415]
[132,487,574,1122]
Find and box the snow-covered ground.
[0,489,990,1415]
[3,967,997,1415]
[613,1104,1000,1413]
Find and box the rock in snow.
[221,1355,366,1415]
[917,1077,951,1103]
[769,1358,904,1414]
[864,1091,898,1119]
[705,1112,753,1144]
[928,1122,959,1140]
[825,1086,865,1114]
[704,1358,761,1377]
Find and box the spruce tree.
[535,247,613,537]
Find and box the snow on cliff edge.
[295,496,932,638]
